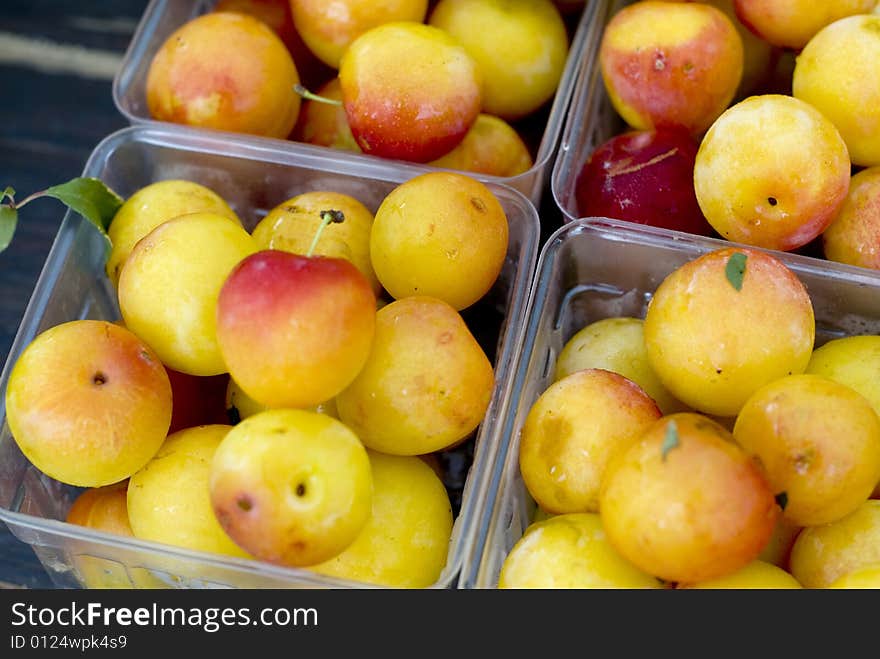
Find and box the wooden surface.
[0,0,151,588]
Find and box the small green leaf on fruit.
[1,186,14,203]
[661,421,679,462]
[0,206,18,252]
[775,491,788,511]
[725,252,747,291]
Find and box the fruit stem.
[306,209,345,257]
[294,84,342,107]
[10,190,46,210]
[2,186,57,211]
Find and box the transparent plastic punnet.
[112,0,602,206]
[461,217,880,589]
[0,124,539,589]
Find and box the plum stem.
[1,187,49,211]
[294,84,342,107]
[306,209,345,257]
[10,190,46,210]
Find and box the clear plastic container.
[461,217,880,589]
[0,124,539,589]
[112,0,601,206]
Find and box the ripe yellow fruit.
[127,424,250,560]
[827,565,880,589]
[209,409,373,567]
[336,296,494,456]
[519,368,661,514]
[498,513,664,589]
[291,0,428,69]
[428,0,569,120]
[644,247,815,417]
[429,114,534,177]
[106,180,240,288]
[117,212,258,376]
[5,320,172,487]
[733,374,880,527]
[693,95,851,251]
[793,14,880,167]
[67,481,133,538]
[66,481,165,589]
[309,451,453,588]
[598,1,743,136]
[677,560,802,589]
[806,334,880,417]
[600,413,778,584]
[789,500,880,588]
[822,167,880,270]
[370,172,508,311]
[554,317,686,415]
[146,12,301,138]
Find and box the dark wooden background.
[0,0,151,588]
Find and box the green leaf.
[0,205,18,252]
[661,421,679,462]
[725,252,748,291]
[43,177,123,253]
[1,186,14,203]
[775,492,788,511]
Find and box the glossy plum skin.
[338,22,482,163]
[146,12,301,138]
[216,250,376,410]
[599,1,743,136]
[4,320,173,488]
[574,127,714,236]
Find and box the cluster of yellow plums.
[6,168,510,589]
[501,246,880,589]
